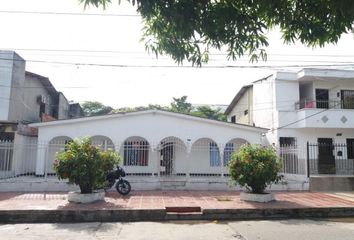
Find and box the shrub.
[53,138,120,194]
[228,144,282,194]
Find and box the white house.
[225,68,354,176]
[27,109,268,190]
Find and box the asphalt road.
[1,219,354,240]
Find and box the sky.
[1,0,354,108]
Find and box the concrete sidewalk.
[1,191,354,222]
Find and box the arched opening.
[90,135,115,151]
[121,136,150,167]
[158,136,187,177]
[47,136,73,175]
[223,138,249,166]
[190,138,221,176]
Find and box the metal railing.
[295,99,354,110]
[278,145,307,175]
[307,142,354,175]
[1,139,315,182]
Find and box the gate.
[308,142,354,175]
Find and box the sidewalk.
[1,191,354,222]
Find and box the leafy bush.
[53,138,120,194]
[228,144,282,194]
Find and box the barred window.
[209,142,220,166]
[123,141,149,166]
[223,143,234,166]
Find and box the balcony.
[295,99,354,110]
[291,99,354,128]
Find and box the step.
[310,176,354,191]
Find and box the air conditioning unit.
[36,95,47,104]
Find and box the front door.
[317,138,335,174]
[160,142,174,176]
[316,89,329,109]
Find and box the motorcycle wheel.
[116,179,131,195]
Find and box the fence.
[278,144,307,175]
[0,139,250,181]
[308,142,354,175]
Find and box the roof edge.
[29,109,268,132]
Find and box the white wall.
[0,52,25,121]
[252,77,275,129]
[7,53,26,122]
[33,111,265,175]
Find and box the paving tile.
[1,191,354,211]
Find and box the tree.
[192,106,227,121]
[170,96,192,113]
[81,101,113,116]
[79,0,354,66]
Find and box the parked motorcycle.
[104,166,131,195]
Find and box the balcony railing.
[295,99,354,110]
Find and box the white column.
[186,141,192,180]
[220,148,225,178]
[35,141,48,176]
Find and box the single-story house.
[28,109,268,189]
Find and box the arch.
[120,136,151,167]
[49,136,72,144]
[223,138,249,166]
[158,136,187,176]
[90,135,115,151]
[47,136,73,175]
[191,138,221,168]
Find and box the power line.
[0,84,88,89]
[4,47,354,59]
[0,10,139,17]
[1,57,354,69]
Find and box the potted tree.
[228,144,282,202]
[53,138,120,203]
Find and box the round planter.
[67,190,105,203]
[240,191,275,203]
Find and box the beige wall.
[227,87,253,125]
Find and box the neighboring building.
[226,68,354,176]
[0,50,83,141]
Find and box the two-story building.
[225,68,354,176]
[0,50,83,141]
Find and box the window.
[223,143,234,166]
[231,115,236,123]
[123,141,149,166]
[244,110,248,115]
[209,142,220,166]
[315,89,329,109]
[341,90,354,109]
[347,139,354,159]
[279,137,296,146]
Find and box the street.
[1,219,354,240]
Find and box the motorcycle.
[104,166,131,195]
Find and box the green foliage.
[79,0,354,66]
[81,101,113,116]
[228,144,282,194]
[111,104,169,113]
[170,96,192,113]
[191,106,227,121]
[53,138,120,193]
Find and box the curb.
[1,207,354,223]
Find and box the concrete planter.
[67,190,105,203]
[240,191,275,203]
